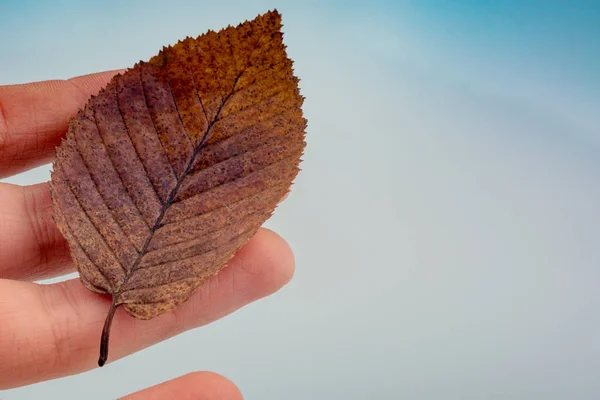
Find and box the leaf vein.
[139,65,178,182]
[70,148,140,259]
[217,88,287,122]
[165,64,195,149]
[90,107,151,231]
[54,205,113,289]
[122,276,198,294]
[115,75,164,206]
[60,168,128,276]
[139,228,254,271]
[172,151,300,208]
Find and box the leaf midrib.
[113,71,244,298]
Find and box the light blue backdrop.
[1,1,599,398]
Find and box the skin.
[0,71,296,398]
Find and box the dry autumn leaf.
[49,10,305,367]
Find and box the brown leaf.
[49,10,305,367]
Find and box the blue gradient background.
[1,1,599,399]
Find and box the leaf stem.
[98,298,118,367]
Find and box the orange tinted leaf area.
[49,10,306,366]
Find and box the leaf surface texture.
[50,10,305,365]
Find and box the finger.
[0,228,294,389]
[120,372,243,400]
[0,182,72,281]
[0,70,122,178]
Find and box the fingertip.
[182,372,244,400]
[121,371,243,400]
[260,227,296,289]
[233,228,296,298]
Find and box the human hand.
[0,71,295,398]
